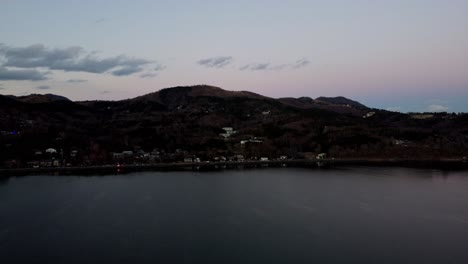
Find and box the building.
[316,153,327,159]
[363,112,376,118]
[45,148,57,154]
[220,127,237,139]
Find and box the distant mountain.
[277,97,314,109]
[278,95,368,115]
[129,85,268,110]
[2,86,368,114]
[1,85,467,167]
[9,94,71,104]
[316,96,368,109]
[0,94,19,106]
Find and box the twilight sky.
[1,0,467,112]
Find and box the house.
[45,148,57,154]
[410,114,434,120]
[394,140,405,145]
[220,127,237,139]
[394,139,411,147]
[122,151,134,156]
[184,157,193,163]
[363,112,376,118]
[223,127,234,133]
[113,152,124,158]
[240,137,263,145]
[40,161,53,167]
[27,161,40,168]
[316,153,327,159]
[279,155,288,160]
[260,157,269,161]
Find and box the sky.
[1,0,467,112]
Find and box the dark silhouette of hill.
[278,95,367,115]
[128,85,268,110]
[316,96,368,109]
[11,94,71,104]
[0,94,19,106]
[1,85,467,167]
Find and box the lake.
[1,167,468,263]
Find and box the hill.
[316,96,368,109]
[278,96,367,115]
[0,85,467,168]
[128,85,268,109]
[10,94,71,104]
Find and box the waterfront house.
[220,127,237,139]
[316,153,327,159]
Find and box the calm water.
[1,167,468,263]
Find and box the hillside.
[316,96,368,109]
[12,94,71,104]
[1,85,467,168]
[127,85,268,110]
[278,96,367,115]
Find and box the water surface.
[1,167,468,263]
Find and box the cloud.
[36,85,51,90]
[0,43,159,77]
[139,63,166,78]
[111,66,143,76]
[269,64,288,71]
[53,55,151,75]
[240,58,310,71]
[1,44,83,68]
[240,63,270,71]
[250,63,269,70]
[94,18,106,24]
[0,66,49,81]
[197,56,233,68]
[66,79,87,83]
[426,104,449,112]
[292,58,310,69]
[154,64,166,71]
[140,72,158,78]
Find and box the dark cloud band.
[197,56,233,68]
[0,66,49,81]
[36,85,51,90]
[66,79,88,83]
[240,58,310,71]
[0,43,164,79]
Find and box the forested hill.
[1,85,467,167]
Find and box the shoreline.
[1,158,467,176]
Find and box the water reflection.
[0,177,10,185]
[0,167,468,263]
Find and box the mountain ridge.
[1,84,467,168]
[2,85,369,114]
